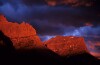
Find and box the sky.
[0,0,100,58]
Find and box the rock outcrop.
[44,36,88,56]
[0,15,7,22]
[0,15,44,50]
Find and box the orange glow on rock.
[0,15,7,22]
[0,15,44,50]
[44,36,88,56]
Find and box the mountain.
[0,15,99,65]
[0,15,7,22]
[0,15,44,50]
[44,36,88,56]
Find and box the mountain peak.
[0,15,7,22]
[44,36,88,56]
[0,15,44,50]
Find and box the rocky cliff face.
[0,15,88,55]
[44,36,88,56]
[0,15,7,22]
[0,15,44,50]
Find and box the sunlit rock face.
[44,36,88,56]
[0,15,44,50]
[0,15,7,22]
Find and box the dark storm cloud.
[0,0,99,6]
[0,1,3,6]
[46,0,98,6]
[0,0,100,36]
[21,0,46,5]
[0,0,46,7]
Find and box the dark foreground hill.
[0,30,100,65]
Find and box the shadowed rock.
[0,30,63,65]
[0,31,15,51]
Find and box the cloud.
[90,52,100,59]
[0,0,100,42]
[64,26,100,37]
[0,0,99,7]
[86,41,100,51]
[39,25,100,41]
[21,0,46,6]
[45,0,94,6]
[0,0,100,24]
[0,0,46,7]
[0,2,100,35]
